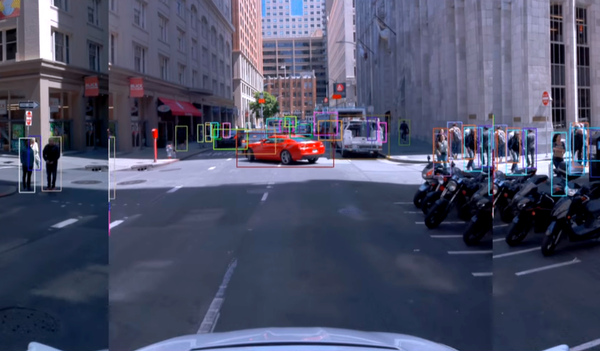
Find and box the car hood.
[133,327,460,351]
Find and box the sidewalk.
[109,144,212,171]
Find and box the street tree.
[249,91,279,122]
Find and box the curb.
[0,186,17,198]
[129,159,179,170]
[377,152,429,164]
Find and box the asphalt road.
[0,159,109,351]
[109,149,491,351]
[492,217,600,351]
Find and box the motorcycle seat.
[585,200,600,215]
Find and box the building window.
[87,0,100,25]
[88,42,101,71]
[109,0,116,12]
[134,0,146,28]
[211,27,217,46]
[134,44,146,73]
[160,55,169,80]
[576,7,590,123]
[192,70,198,87]
[201,17,208,38]
[212,54,217,71]
[52,31,69,64]
[550,4,566,129]
[191,38,197,59]
[220,83,224,97]
[203,75,209,88]
[191,6,197,29]
[178,64,186,85]
[110,33,116,64]
[176,0,183,16]
[53,0,69,11]
[159,15,168,41]
[219,60,224,75]
[178,29,186,51]
[202,47,208,66]
[212,79,217,92]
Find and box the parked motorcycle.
[542,181,600,256]
[496,168,538,223]
[413,156,447,208]
[463,181,495,245]
[421,162,460,214]
[424,170,486,229]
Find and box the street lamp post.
[281,65,288,115]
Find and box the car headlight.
[447,181,457,192]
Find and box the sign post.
[25,110,32,136]
[152,128,158,163]
[542,91,551,157]
[259,92,265,128]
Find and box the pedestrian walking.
[552,134,566,169]
[574,128,584,165]
[31,137,40,170]
[400,120,410,142]
[435,133,448,169]
[20,139,34,191]
[465,128,475,170]
[43,138,60,190]
[450,123,462,159]
[495,126,506,161]
[508,131,521,172]
[481,127,490,166]
[526,129,536,168]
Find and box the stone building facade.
[355,0,600,151]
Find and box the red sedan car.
[246,135,326,165]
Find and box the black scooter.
[413,156,446,208]
[463,183,493,245]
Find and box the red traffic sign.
[25,110,32,126]
[258,99,265,104]
[323,97,329,103]
[332,94,342,100]
[336,84,345,92]
[542,91,550,106]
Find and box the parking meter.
[152,128,158,162]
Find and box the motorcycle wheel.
[413,189,427,208]
[422,192,440,214]
[541,223,563,256]
[500,204,515,223]
[505,218,529,247]
[458,203,472,221]
[424,202,444,229]
[463,219,486,246]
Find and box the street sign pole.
[542,91,551,157]
[259,92,264,127]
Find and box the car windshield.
[290,137,313,142]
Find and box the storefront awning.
[158,97,202,117]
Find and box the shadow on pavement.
[0,183,108,351]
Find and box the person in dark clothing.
[526,129,536,168]
[552,134,566,169]
[481,127,489,166]
[508,131,521,172]
[400,121,409,142]
[574,128,584,165]
[20,139,34,191]
[43,138,61,190]
[465,128,475,170]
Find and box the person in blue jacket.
[20,138,34,191]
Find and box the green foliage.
[250,91,279,121]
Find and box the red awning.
[158,97,202,117]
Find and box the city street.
[108,148,491,351]
[0,154,108,351]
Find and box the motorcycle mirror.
[427,155,431,161]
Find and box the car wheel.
[308,158,317,164]
[281,150,293,165]
[247,149,255,162]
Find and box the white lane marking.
[430,235,463,238]
[416,221,464,225]
[167,186,183,193]
[493,247,538,259]
[493,238,505,242]
[261,192,269,202]
[277,164,282,167]
[515,258,581,276]
[404,211,420,214]
[268,182,275,185]
[110,220,124,229]
[51,218,79,229]
[197,258,238,334]
[494,223,509,228]
[472,272,493,277]
[572,338,600,351]
[448,250,493,255]
[226,158,232,161]
[208,166,216,170]
[394,202,413,205]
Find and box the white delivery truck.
[333,108,383,158]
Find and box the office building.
[0,0,109,152]
[264,72,317,120]
[261,0,327,39]
[355,0,600,152]
[109,0,236,152]
[232,0,264,129]
[263,36,327,105]
[326,0,356,108]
